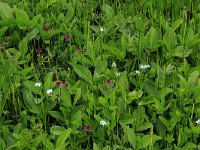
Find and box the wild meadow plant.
[1,0,200,149]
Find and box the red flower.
[35,48,42,56]
[43,25,49,31]
[64,34,70,42]
[63,82,69,88]
[55,81,62,88]
[84,125,92,134]
[105,79,112,85]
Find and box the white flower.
[112,62,116,68]
[47,89,53,95]
[99,120,107,127]
[140,64,151,69]
[100,27,104,32]
[196,119,200,124]
[116,71,120,76]
[35,82,41,87]
[135,70,140,74]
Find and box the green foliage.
[1,0,200,149]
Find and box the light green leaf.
[48,111,65,123]
[19,38,28,59]
[50,126,66,135]
[23,80,42,95]
[163,27,177,50]
[139,135,162,149]
[14,8,30,29]
[126,127,137,149]
[73,88,81,106]
[72,64,92,84]
[172,19,183,31]
[56,128,71,148]
[0,2,13,19]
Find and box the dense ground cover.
[1,0,200,149]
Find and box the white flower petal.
[116,71,120,76]
[35,82,41,87]
[100,120,107,126]
[112,62,116,68]
[135,70,140,74]
[47,89,53,95]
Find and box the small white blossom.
[135,70,140,74]
[100,120,107,127]
[140,64,151,69]
[47,89,53,95]
[35,82,41,87]
[196,119,200,124]
[100,27,104,32]
[112,62,117,68]
[116,71,120,76]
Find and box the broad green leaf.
[19,38,28,59]
[42,138,54,150]
[31,134,46,147]
[56,128,71,148]
[136,122,152,132]
[61,88,72,108]
[172,19,183,31]
[0,26,8,39]
[102,4,114,19]
[72,64,92,84]
[29,14,43,28]
[47,0,57,7]
[25,28,39,41]
[126,127,137,149]
[0,2,13,19]
[71,110,82,128]
[147,27,161,50]
[86,41,95,64]
[98,97,108,107]
[139,135,162,149]
[44,72,54,91]
[50,126,66,135]
[14,8,30,29]
[93,143,101,150]
[188,70,199,86]
[40,29,61,40]
[163,27,177,50]
[0,137,6,150]
[4,132,17,146]
[23,80,42,95]
[48,111,65,122]
[127,90,143,104]
[73,88,81,106]
[63,3,74,24]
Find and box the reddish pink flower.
[63,82,69,88]
[84,125,93,134]
[55,81,62,88]
[43,25,49,31]
[35,48,42,56]
[105,79,112,85]
[64,34,70,42]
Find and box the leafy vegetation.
[1,0,200,149]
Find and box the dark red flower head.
[84,125,93,134]
[105,79,112,85]
[64,34,70,42]
[35,48,42,56]
[63,82,69,87]
[55,81,62,88]
[43,25,49,31]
